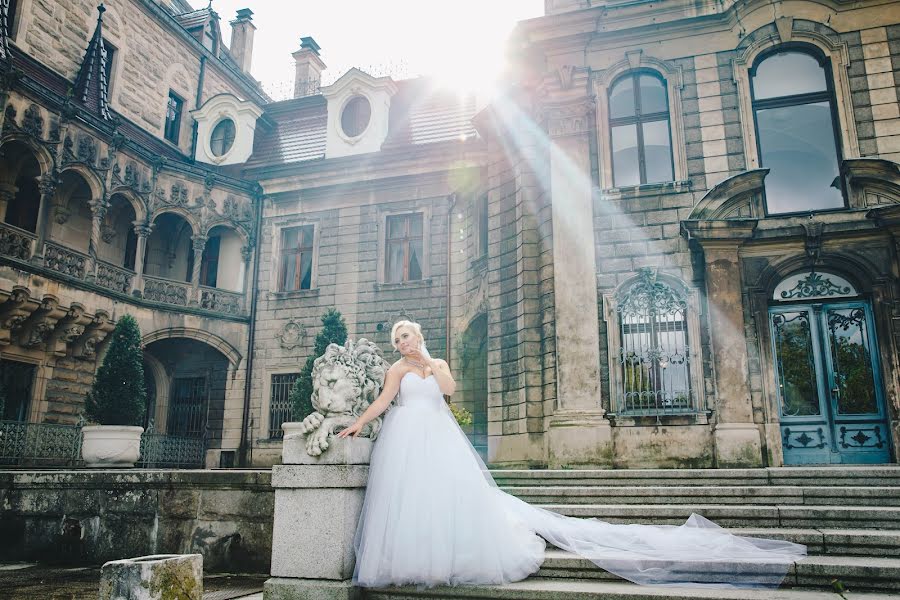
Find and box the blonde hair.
[390,320,424,350]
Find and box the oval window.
[341,96,371,138]
[210,119,236,156]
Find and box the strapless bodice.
[396,372,444,408]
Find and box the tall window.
[280,225,314,291]
[385,213,423,283]
[269,373,299,438]
[164,91,183,144]
[0,360,36,422]
[6,0,19,39]
[101,39,116,90]
[609,72,674,187]
[751,48,844,215]
[475,194,488,259]
[615,270,693,415]
[199,235,220,287]
[168,376,207,437]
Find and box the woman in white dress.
[338,320,806,589]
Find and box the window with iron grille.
[280,225,315,291]
[168,377,207,437]
[385,213,423,283]
[608,71,674,187]
[615,270,694,415]
[269,373,300,438]
[164,91,183,144]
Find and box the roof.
[247,78,479,168]
[174,7,214,30]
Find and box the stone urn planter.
[82,425,143,467]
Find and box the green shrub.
[289,308,348,421]
[85,314,147,426]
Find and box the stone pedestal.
[99,554,202,600]
[548,410,613,468]
[264,434,371,600]
[714,422,763,468]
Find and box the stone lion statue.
[295,338,389,456]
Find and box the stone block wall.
[0,470,274,573]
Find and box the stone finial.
[289,338,388,457]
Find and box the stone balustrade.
[95,260,135,294]
[0,222,36,261]
[43,242,88,280]
[199,285,244,316]
[143,275,190,307]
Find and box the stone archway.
[457,313,488,459]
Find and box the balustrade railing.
[0,222,36,261]
[44,242,88,279]
[96,260,134,294]
[199,285,244,316]
[0,420,83,466]
[0,420,206,468]
[143,275,190,306]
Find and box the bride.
[337,320,806,589]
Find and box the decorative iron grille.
[0,420,84,466]
[168,376,207,437]
[615,269,695,415]
[138,421,206,468]
[269,373,299,438]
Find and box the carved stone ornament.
[291,338,388,456]
[276,318,307,350]
[22,104,44,138]
[542,98,595,138]
[77,135,97,164]
[2,104,15,131]
[170,182,188,206]
[53,205,71,225]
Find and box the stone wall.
[0,470,274,573]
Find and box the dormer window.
[203,23,217,53]
[210,119,236,156]
[341,96,371,138]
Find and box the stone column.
[543,96,612,468]
[85,199,106,282]
[0,183,16,222]
[265,432,371,599]
[189,234,206,306]
[683,220,761,467]
[240,244,253,313]
[131,223,152,297]
[30,174,57,265]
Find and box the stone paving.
[0,563,265,600]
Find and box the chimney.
[293,37,326,98]
[229,8,256,73]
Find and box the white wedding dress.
[352,372,806,589]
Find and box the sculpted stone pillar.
[85,199,107,282]
[189,234,206,306]
[683,219,762,467]
[30,173,57,265]
[543,95,612,467]
[241,244,253,312]
[130,223,152,297]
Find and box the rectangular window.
[164,91,183,145]
[279,224,315,291]
[269,373,300,438]
[168,376,206,437]
[476,194,488,258]
[102,38,116,91]
[7,0,20,39]
[385,213,424,283]
[0,360,36,422]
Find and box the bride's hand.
[337,421,364,438]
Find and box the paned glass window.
[269,373,300,438]
[280,225,315,291]
[210,119,236,156]
[751,49,844,214]
[164,91,183,144]
[385,213,423,283]
[609,72,674,187]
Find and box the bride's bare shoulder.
[386,361,408,378]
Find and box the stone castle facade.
[1,0,899,469]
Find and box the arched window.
[750,47,844,215]
[614,269,694,415]
[608,72,674,187]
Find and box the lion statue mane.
[295,338,389,456]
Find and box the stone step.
[491,466,900,488]
[537,550,900,592]
[728,528,900,557]
[503,485,900,506]
[366,579,900,599]
[535,504,900,529]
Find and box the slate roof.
[247,78,479,168]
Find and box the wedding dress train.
[352,372,806,588]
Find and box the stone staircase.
[366,466,900,599]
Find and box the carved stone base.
[547,409,613,468]
[715,422,764,468]
[264,578,361,600]
[281,424,373,465]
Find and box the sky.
[208,0,545,100]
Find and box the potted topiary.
[81,314,147,468]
